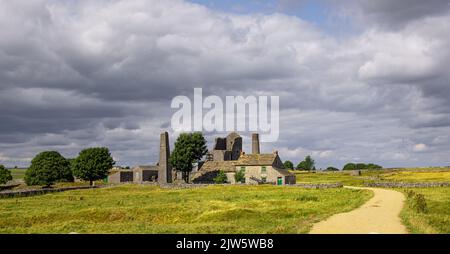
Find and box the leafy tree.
[234,169,245,183]
[297,155,315,171]
[283,160,294,170]
[72,147,115,186]
[325,166,339,171]
[366,163,382,169]
[343,163,356,170]
[0,165,13,185]
[169,132,208,183]
[356,163,367,170]
[24,151,72,187]
[343,162,382,170]
[213,170,228,184]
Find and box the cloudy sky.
[1,0,449,169]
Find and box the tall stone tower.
[252,133,260,154]
[158,131,172,184]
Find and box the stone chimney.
[158,131,172,184]
[252,133,260,154]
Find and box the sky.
[0,0,450,169]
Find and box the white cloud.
[0,0,449,169]
[413,143,428,152]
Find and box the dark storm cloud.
[0,0,449,168]
[347,0,450,29]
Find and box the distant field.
[0,184,371,233]
[399,187,450,234]
[293,167,450,186]
[8,168,27,180]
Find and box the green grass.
[7,168,27,180]
[293,168,450,186]
[0,184,372,234]
[293,171,366,186]
[399,187,450,234]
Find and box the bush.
[343,163,356,170]
[325,166,339,171]
[0,165,13,184]
[72,147,115,186]
[411,193,428,213]
[297,155,315,171]
[25,151,72,187]
[213,170,228,184]
[234,169,245,183]
[343,162,382,170]
[283,160,294,170]
[406,190,428,213]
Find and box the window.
[261,177,267,183]
[261,166,267,173]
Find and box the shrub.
[72,147,115,186]
[234,169,245,183]
[406,190,428,213]
[343,162,382,170]
[213,170,228,184]
[412,193,428,213]
[297,155,315,171]
[283,160,294,170]
[343,163,356,170]
[25,151,72,187]
[0,165,13,184]
[325,166,339,171]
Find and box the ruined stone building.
[108,131,295,185]
[107,132,172,184]
[192,132,296,185]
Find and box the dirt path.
[309,186,407,234]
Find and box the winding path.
[309,186,407,234]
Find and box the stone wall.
[0,186,99,199]
[288,183,343,189]
[365,182,450,188]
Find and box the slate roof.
[197,160,238,172]
[235,153,278,166]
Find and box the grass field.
[7,168,27,180]
[0,184,372,234]
[399,187,450,234]
[293,167,450,186]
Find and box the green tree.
[325,166,339,171]
[24,151,72,187]
[0,165,13,185]
[343,163,356,170]
[234,168,245,183]
[213,170,228,184]
[72,147,115,186]
[297,155,315,171]
[356,163,367,170]
[283,160,294,170]
[366,163,382,169]
[169,132,208,183]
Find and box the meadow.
[0,184,372,234]
[8,168,27,180]
[293,167,450,186]
[400,187,450,234]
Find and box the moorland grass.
[399,187,450,234]
[0,184,372,234]
[293,167,450,186]
[7,168,27,180]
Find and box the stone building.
[192,132,296,185]
[234,151,296,185]
[107,132,172,184]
